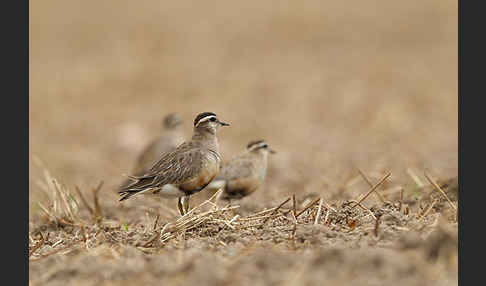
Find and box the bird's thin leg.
[177,197,185,216]
[182,195,190,214]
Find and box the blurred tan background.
[29,0,457,216]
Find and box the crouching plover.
[119,112,229,215]
[205,140,275,202]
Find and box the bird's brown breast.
[179,158,220,195]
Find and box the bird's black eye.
[262,144,268,148]
[210,117,217,122]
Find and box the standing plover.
[119,112,229,215]
[205,140,275,202]
[119,113,184,190]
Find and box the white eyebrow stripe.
[195,115,217,127]
[248,142,267,151]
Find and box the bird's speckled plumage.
[119,112,229,208]
[123,140,221,196]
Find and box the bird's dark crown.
[247,140,266,149]
[194,112,217,126]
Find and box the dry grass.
[30,0,457,285]
[29,166,458,285]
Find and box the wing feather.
[119,142,204,198]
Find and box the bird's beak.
[220,121,230,126]
[269,148,276,154]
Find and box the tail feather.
[121,176,153,190]
[118,176,157,201]
[119,187,154,201]
[117,169,149,191]
[119,190,139,201]
[118,178,134,192]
